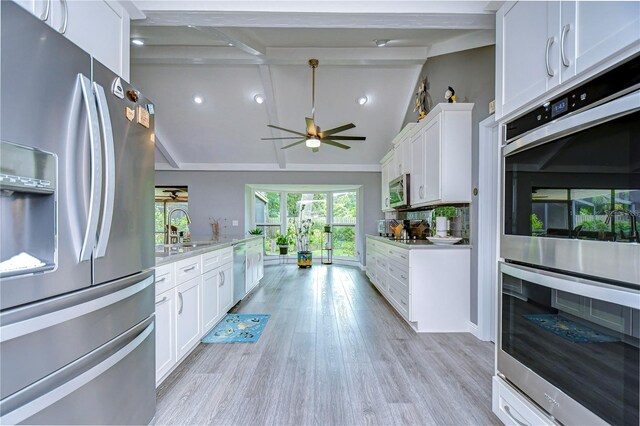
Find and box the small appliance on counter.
[378,219,431,240]
[389,174,410,209]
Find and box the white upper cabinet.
[561,1,640,80]
[497,1,560,119]
[12,0,130,80]
[380,154,393,212]
[496,0,640,120]
[407,103,472,208]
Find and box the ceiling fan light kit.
[261,58,366,152]
[253,94,265,104]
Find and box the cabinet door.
[50,0,126,78]
[561,1,640,81]
[155,289,175,384]
[423,117,441,203]
[201,269,220,334]
[410,131,425,205]
[498,1,560,118]
[218,264,234,314]
[257,251,264,281]
[381,158,391,211]
[175,276,201,360]
[392,145,403,180]
[401,136,411,175]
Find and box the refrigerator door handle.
[93,82,115,259]
[78,74,103,262]
[0,275,153,342]
[39,0,51,21]
[0,319,154,425]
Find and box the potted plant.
[275,233,290,255]
[248,228,263,236]
[296,218,312,268]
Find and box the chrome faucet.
[165,208,192,244]
[604,209,638,242]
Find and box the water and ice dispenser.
[0,140,57,278]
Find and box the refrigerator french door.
[0,2,156,424]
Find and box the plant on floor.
[248,228,263,235]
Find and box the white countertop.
[366,234,471,250]
[155,235,264,267]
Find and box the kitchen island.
[366,235,471,333]
[153,235,264,386]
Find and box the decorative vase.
[297,251,312,268]
[279,245,289,255]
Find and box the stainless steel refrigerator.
[0,2,156,424]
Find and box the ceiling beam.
[154,130,180,168]
[155,162,381,172]
[188,26,266,56]
[258,64,287,169]
[427,29,495,58]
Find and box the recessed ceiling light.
[131,38,144,46]
[228,42,234,47]
[254,94,265,104]
[374,39,390,47]
[193,96,203,104]
[356,96,368,105]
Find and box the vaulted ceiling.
[129,1,498,171]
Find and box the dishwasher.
[232,243,246,305]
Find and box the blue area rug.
[202,314,270,343]
[524,314,619,343]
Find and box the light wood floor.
[154,264,499,426]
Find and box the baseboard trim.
[468,321,481,339]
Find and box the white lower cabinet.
[218,262,234,314]
[175,275,202,360]
[155,289,176,385]
[365,236,470,332]
[201,269,220,334]
[493,376,554,426]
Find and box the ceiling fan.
[157,189,188,202]
[261,59,366,152]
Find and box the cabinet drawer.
[202,249,224,273]
[155,264,175,295]
[385,245,409,266]
[175,256,202,285]
[387,279,410,319]
[387,262,409,292]
[493,377,552,426]
[376,256,388,270]
[220,247,233,265]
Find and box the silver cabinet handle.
[221,270,225,285]
[156,276,166,283]
[40,0,51,20]
[155,296,168,305]
[545,36,555,77]
[58,0,68,34]
[183,265,196,272]
[93,82,115,258]
[419,186,424,199]
[178,292,183,314]
[219,270,224,286]
[77,74,102,262]
[503,405,528,426]
[560,24,571,67]
[385,197,389,207]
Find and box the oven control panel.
[505,54,640,142]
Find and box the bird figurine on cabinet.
[414,77,428,120]
[445,86,457,103]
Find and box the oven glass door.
[504,108,639,242]
[500,263,639,425]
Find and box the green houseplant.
[276,233,290,255]
[248,228,263,235]
[296,218,312,268]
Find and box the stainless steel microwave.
[389,174,409,209]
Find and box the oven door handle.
[503,90,640,157]
[500,262,639,309]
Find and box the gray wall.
[403,46,496,325]
[156,170,382,259]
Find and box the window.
[255,191,281,255]
[250,187,359,260]
[155,186,189,244]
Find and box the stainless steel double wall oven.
[498,55,640,425]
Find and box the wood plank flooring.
[154,265,499,426]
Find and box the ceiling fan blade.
[260,137,305,140]
[320,123,355,137]
[322,135,366,141]
[323,139,351,150]
[305,117,317,136]
[267,124,306,137]
[281,139,306,149]
[312,147,319,153]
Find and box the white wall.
[155,170,382,261]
